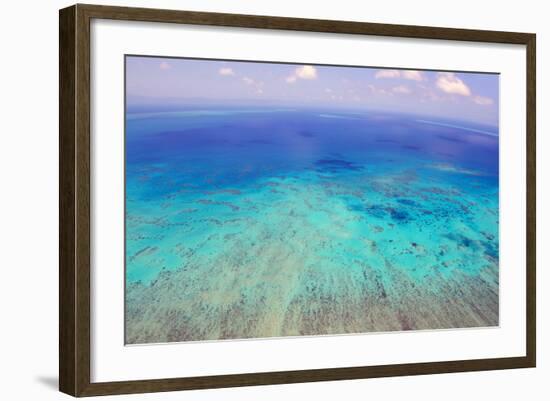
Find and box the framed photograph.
[59,4,536,397]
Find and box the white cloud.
[159,61,171,70]
[295,65,317,79]
[473,95,494,105]
[219,67,234,76]
[392,85,411,94]
[375,69,424,81]
[375,69,401,79]
[241,77,264,95]
[436,72,471,96]
[286,65,317,83]
[401,70,424,81]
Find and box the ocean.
[125,108,499,344]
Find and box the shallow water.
[125,108,499,344]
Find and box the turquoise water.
[125,108,499,344]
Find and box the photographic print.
[124,56,499,345]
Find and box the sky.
[126,56,499,126]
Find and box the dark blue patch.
[482,240,499,259]
[297,131,315,138]
[436,134,467,144]
[445,233,483,252]
[314,158,363,172]
[348,204,365,212]
[396,199,419,207]
[402,145,421,151]
[389,209,410,222]
[245,139,273,145]
[364,205,387,218]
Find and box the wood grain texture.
[78,3,532,43]
[75,4,92,396]
[59,4,92,396]
[59,3,536,397]
[525,34,536,367]
[59,5,76,396]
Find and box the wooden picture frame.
[59,3,536,397]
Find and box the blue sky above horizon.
[126,56,499,126]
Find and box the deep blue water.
[126,109,498,200]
